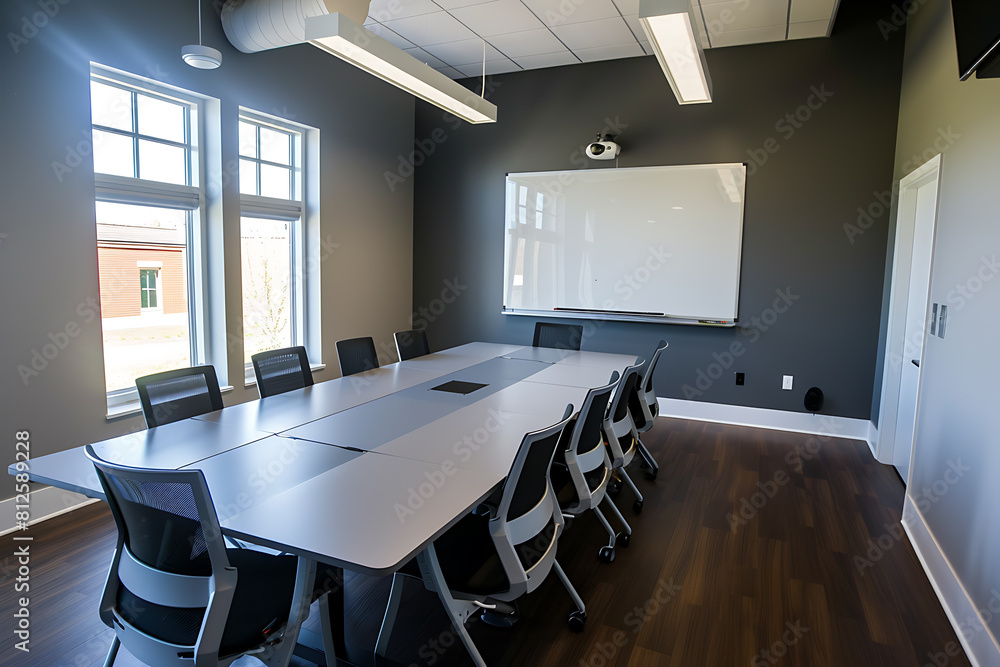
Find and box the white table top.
[221,450,500,575]
[12,342,638,575]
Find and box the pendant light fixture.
[182,0,223,70]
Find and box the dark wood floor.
[1,417,970,667]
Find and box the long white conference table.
[11,342,639,666]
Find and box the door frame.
[876,154,942,469]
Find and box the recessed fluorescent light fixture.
[304,13,497,124]
[638,0,712,104]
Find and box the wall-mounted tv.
[952,0,1000,80]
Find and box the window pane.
[239,121,257,158]
[96,203,190,393]
[91,81,132,131]
[260,164,291,199]
[93,130,135,178]
[259,127,291,165]
[241,217,292,362]
[138,139,187,185]
[239,158,258,195]
[137,94,186,143]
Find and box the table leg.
[319,567,348,664]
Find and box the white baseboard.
[656,397,871,442]
[867,421,879,458]
[0,487,97,537]
[902,495,1000,667]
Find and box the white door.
[876,154,941,483]
[892,176,939,482]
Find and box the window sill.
[105,385,235,422]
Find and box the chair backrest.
[532,322,583,351]
[490,405,574,598]
[135,366,224,428]
[640,340,668,415]
[86,445,237,666]
[559,372,619,510]
[605,361,644,465]
[394,329,430,361]
[252,346,313,398]
[336,337,379,377]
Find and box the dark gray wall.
[0,0,415,501]
[412,0,904,420]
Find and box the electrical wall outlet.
[782,375,793,390]
[735,372,745,386]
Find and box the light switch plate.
[782,375,793,390]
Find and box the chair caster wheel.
[568,610,587,633]
[599,546,615,563]
[633,500,643,514]
[645,468,658,480]
[616,532,630,548]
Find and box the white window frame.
[238,108,322,385]
[138,267,162,313]
[91,63,227,417]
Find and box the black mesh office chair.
[335,337,379,377]
[135,366,224,428]
[638,340,668,427]
[251,346,313,398]
[532,322,584,351]
[376,407,586,666]
[604,361,646,514]
[86,446,316,667]
[551,372,632,562]
[628,340,669,479]
[393,329,430,361]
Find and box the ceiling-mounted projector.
[587,134,620,160]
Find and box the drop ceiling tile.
[638,39,653,55]
[575,42,645,61]
[450,0,545,36]
[522,0,622,28]
[381,11,477,46]
[434,65,466,79]
[423,38,505,65]
[701,0,787,32]
[612,0,640,15]
[364,22,417,50]
[787,20,829,40]
[623,15,645,40]
[790,0,837,24]
[513,50,580,69]
[402,47,449,69]
[367,0,440,22]
[455,58,523,77]
[435,0,498,9]
[488,28,567,57]
[710,24,787,47]
[550,17,637,50]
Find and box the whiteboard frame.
[501,163,746,327]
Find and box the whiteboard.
[502,164,746,325]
